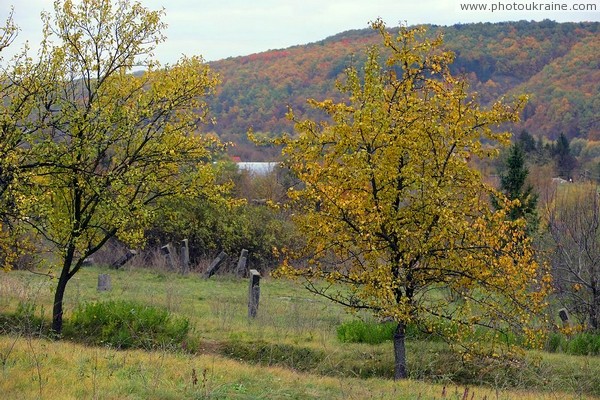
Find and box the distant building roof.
[237,162,279,175]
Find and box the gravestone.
[236,249,248,277]
[82,257,95,266]
[97,274,111,291]
[161,244,176,270]
[181,239,190,274]
[248,269,261,318]
[558,308,571,326]
[203,251,227,278]
[110,249,137,269]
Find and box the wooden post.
[161,244,176,270]
[203,251,227,278]
[181,239,190,274]
[97,274,111,291]
[236,249,248,277]
[248,269,261,318]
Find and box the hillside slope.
[206,20,599,160]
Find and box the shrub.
[544,331,600,356]
[66,300,190,350]
[567,332,600,355]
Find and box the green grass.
[5,335,589,400]
[65,300,190,350]
[545,331,600,356]
[1,265,600,399]
[336,320,396,344]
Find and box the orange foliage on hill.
[206,20,599,159]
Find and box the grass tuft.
[336,319,396,344]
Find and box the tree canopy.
[277,20,550,379]
[2,0,226,333]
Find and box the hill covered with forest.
[206,20,599,160]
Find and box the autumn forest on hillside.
[1,0,600,398]
[209,20,599,161]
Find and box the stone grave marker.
[248,269,261,318]
[203,251,227,278]
[236,249,248,277]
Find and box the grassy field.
[1,265,599,399]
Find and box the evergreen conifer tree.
[496,143,539,234]
[555,133,577,180]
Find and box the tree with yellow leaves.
[14,0,226,334]
[278,20,550,379]
[0,10,20,266]
[0,10,39,270]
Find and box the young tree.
[494,143,539,234]
[20,0,225,333]
[517,130,536,154]
[547,183,600,331]
[554,133,577,180]
[278,20,550,379]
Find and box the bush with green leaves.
[146,162,302,272]
[66,300,190,350]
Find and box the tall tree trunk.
[50,230,115,334]
[52,247,75,334]
[51,269,70,334]
[393,321,408,379]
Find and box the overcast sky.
[1,0,598,65]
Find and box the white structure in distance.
[236,162,279,175]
